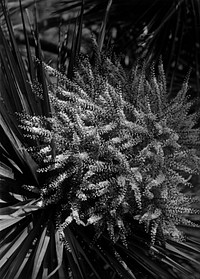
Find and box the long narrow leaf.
[0,162,14,179]
[32,226,50,279]
[33,1,51,117]
[98,0,113,51]
[1,3,36,114]
[0,227,29,268]
[46,231,64,279]
[166,242,200,265]
[0,217,25,232]
[1,211,46,278]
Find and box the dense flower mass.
[20,49,200,245]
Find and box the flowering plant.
[20,49,200,247]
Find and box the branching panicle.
[20,49,200,246]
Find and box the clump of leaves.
[19,46,200,247]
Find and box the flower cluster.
[20,49,200,245]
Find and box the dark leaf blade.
[46,230,64,279]
[19,0,36,83]
[0,162,14,179]
[33,1,51,117]
[74,0,84,57]
[63,227,85,278]
[0,113,39,185]
[0,217,25,232]
[1,3,37,114]
[98,0,113,51]
[0,211,46,279]
[32,226,50,279]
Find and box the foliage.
[1,2,200,279]
[6,0,200,99]
[19,48,200,248]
